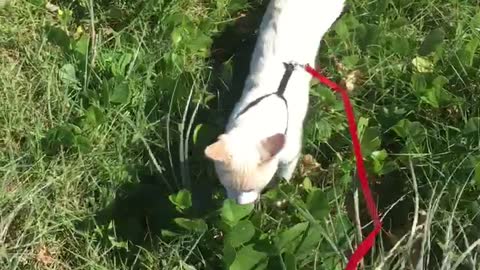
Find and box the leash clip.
[283,61,307,70]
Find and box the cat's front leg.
[277,154,300,181]
[277,131,303,181]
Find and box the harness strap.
[277,62,296,96]
[234,62,295,134]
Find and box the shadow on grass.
[75,170,180,268]
[345,169,444,269]
[186,0,269,217]
[73,2,269,268]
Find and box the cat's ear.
[258,133,285,163]
[204,134,229,162]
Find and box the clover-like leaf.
[225,220,255,248]
[418,28,445,56]
[221,199,254,227]
[174,218,207,233]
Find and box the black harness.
[234,62,297,134]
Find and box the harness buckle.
[283,61,306,70]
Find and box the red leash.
[303,64,382,270]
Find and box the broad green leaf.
[227,0,248,13]
[59,64,78,86]
[357,117,369,139]
[84,106,104,128]
[306,189,329,220]
[294,223,323,257]
[360,127,381,156]
[263,188,281,201]
[371,150,388,174]
[74,34,89,57]
[105,6,124,19]
[420,87,441,108]
[391,17,409,29]
[193,124,203,145]
[422,85,455,109]
[164,13,189,27]
[74,135,91,153]
[412,56,433,73]
[110,80,129,104]
[111,53,133,77]
[458,39,479,67]
[192,123,218,148]
[312,85,337,106]
[343,55,360,69]
[357,116,369,139]
[225,220,255,248]
[45,25,70,51]
[391,36,410,56]
[229,244,268,270]
[475,163,480,188]
[187,32,212,52]
[302,177,313,191]
[316,119,332,142]
[470,11,480,30]
[334,18,349,40]
[411,73,427,94]
[392,119,410,138]
[252,235,277,256]
[418,28,445,56]
[169,189,192,212]
[393,119,425,144]
[463,117,480,135]
[283,252,296,270]
[412,75,452,108]
[375,0,389,12]
[371,150,388,163]
[42,125,78,155]
[52,126,75,145]
[223,243,236,267]
[355,23,380,51]
[169,52,184,69]
[408,121,425,140]
[221,199,254,227]
[432,75,448,90]
[276,222,308,252]
[173,218,207,233]
[171,27,183,47]
[359,24,379,50]
[161,229,181,238]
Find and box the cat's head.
[204,133,285,204]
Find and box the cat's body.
[205,0,346,204]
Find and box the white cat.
[205,0,346,204]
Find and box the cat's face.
[204,133,285,204]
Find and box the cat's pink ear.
[259,133,285,163]
[204,135,229,162]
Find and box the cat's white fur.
[205,0,346,204]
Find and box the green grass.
[1,0,480,269]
